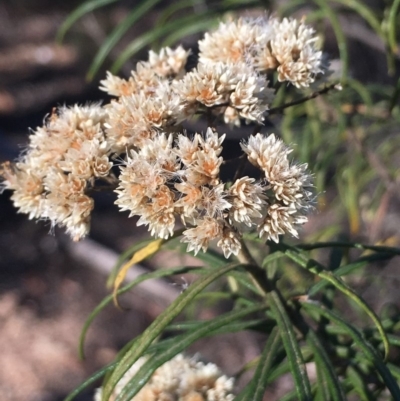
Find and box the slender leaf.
[301,300,400,399]
[79,265,206,359]
[113,238,164,306]
[388,0,400,54]
[116,303,268,401]
[268,290,312,401]
[346,365,374,401]
[266,347,314,385]
[296,241,400,255]
[155,0,196,28]
[64,362,117,401]
[57,0,118,42]
[331,0,385,41]
[313,0,348,83]
[306,329,346,401]
[164,317,270,338]
[162,18,218,47]
[101,262,242,400]
[87,0,164,80]
[111,12,212,72]
[240,328,282,401]
[280,243,390,359]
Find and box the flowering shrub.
[2,15,400,401]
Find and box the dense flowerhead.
[1,14,323,253]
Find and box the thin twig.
[268,83,340,115]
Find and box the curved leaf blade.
[301,300,400,399]
[306,329,346,401]
[79,265,206,359]
[113,238,163,306]
[101,262,242,400]
[64,362,117,401]
[87,0,164,80]
[116,303,268,401]
[57,0,118,43]
[111,12,213,73]
[239,328,282,401]
[280,244,390,360]
[268,290,312,401]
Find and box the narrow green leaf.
[387,363,400,380]
[314,363,330,401]
[64,362,116,401]
[111,12,209,72]
[155,0,196,28]
[388,0,400,54]
[79,265,206,359]
[115,303,268,401]
[301,300,400,399]
[240,328,282,401]
[102,262,242,401]
[162,18,218,47]
[306,329,346,401]
[229,271,259,294]
[57,0,118,43]
[87,0,164,80]
[347,78,373,108]
[307,252,395,295]
[164,317,269,338]
[296,241,400,255]
[308,259,368,295]
[331,0,385,40]
[346,365,374,401]
[278,0,308,17]
[268,290,312,401]
[261,250,286,268]
[386,334,400,347]
[313,0,348,83]
[266,347,313,385]
[280,243,390,360]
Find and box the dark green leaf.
[346,366,374,401]
[116,303,268,401]
[101,262,242,400]
[240,328,281,401]
[301,300,400,399]
[306,329,346,401]
[79,265,206,359]
[280,243,390,359]
[64,362,116,401]
[268,290,312,401]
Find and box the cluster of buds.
[1,16,324,256]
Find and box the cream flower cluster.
[0,105,111,240]
[115,128,312,257]
[94,353,235,401]
[100,45,190,152]
[1,15,320,251]
[199,17,324,88]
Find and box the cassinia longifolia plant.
[2,16,400,401]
